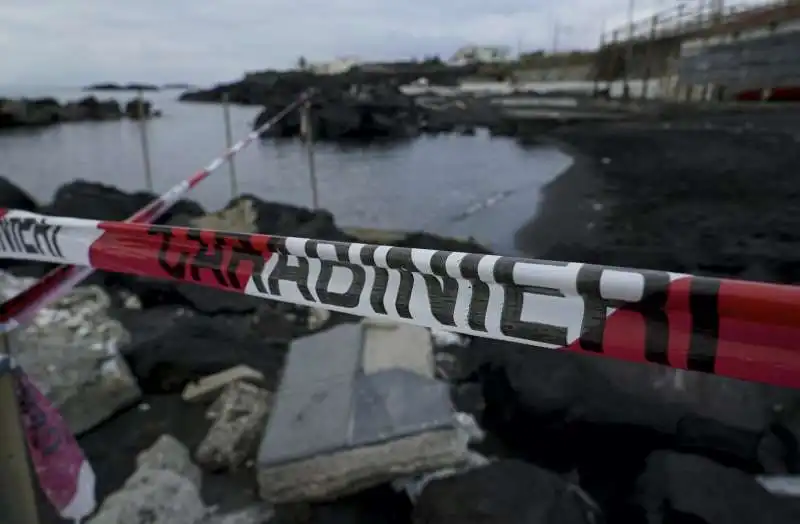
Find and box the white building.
[449,45,512,65]
[307,56,361,75]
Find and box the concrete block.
[181,365,265,403]
[256,321,466,503]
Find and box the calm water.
[0,88,573,254]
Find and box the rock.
[190,198,259,233]
[0,95,157,129]
[84,83,160,91]
[2,272,142,435]
[75,96,123,120]
[125,98,154,119]
[447,337,800,512]
[88,469,207,524]
[306,308,331,331]
[228,195,354,241]
[87,435,208,524]
[631,451,800,524]
[413,459,601,524]
[467,338,793,469]
[42,180,203,223]
[137,435,202,489]
[272,484,413,524]
[196,381,273,472]
[179,64,478,105]
[203,505,274,524]
[0,176,38,211]
[254,85,419,142]
[118,306,292,394]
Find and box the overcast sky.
[1,0,765,86]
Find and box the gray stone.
[137,435,202,489]
[88,436,207,524]
[257,321,468,503]
[88,469,207,524]
[1,272,141,435]
[196,381,272,471]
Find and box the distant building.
[449,45,512,65]
[307,56,361,75]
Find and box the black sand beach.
[517,110,800,285]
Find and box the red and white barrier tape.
[0,90,312,333]
[2,209,800,389]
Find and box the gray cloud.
[0,0,758,86]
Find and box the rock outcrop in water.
[178,65,478,106]
[83,83,160,92]
[0,96,160,129]
[253,83,419,141]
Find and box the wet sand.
[515,112,800,284]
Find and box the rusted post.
[221,92,239,199]
[136,89,154,192]
[0,334,41,524]
[300,101,319,209]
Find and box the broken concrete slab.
[196,381,273,471]
[182,366,266,404]
[257,321,468,503]
[1,271,142,435]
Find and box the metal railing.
[601,0,797,45]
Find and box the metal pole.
[642,15,658,100]
[300,101,319,209]
[136,89,154,192]
[594,25,606,97]
[624,0,635,100]
[221,92,239,199]
[0,334,41,524]
[552,21,560,54]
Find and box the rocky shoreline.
[3,107,800,524]
[0,96,160,129]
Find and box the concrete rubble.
[87,435,207,524]
[0,270,141,435]
[256,320,470,503]
[196,380,273,471]
[87,435,273,524]
[182,365,266,404]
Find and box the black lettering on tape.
[686,277,720,373]
[185,230,230,287]
[152,228,190,280]
[360,245,389,315]
[459,254,490,332]
[0,218,63,259]
[310,240,366,309]
[385,247,416,319]
[249,237,285,293]
[225,233,269,291]
[495,258,568,345]
[264,240,314,301]
[421,251,459,327]
[576,265,670,363]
